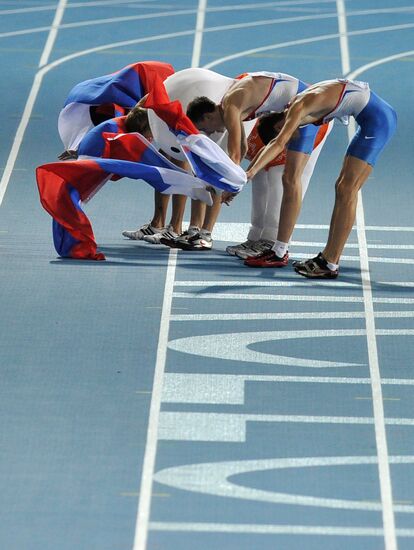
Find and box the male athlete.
[246,78,397,278]
[226,112,331,262]
[121,67,239,246]
[184,71,325,260]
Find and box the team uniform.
[292,79,397,279]
[227,118,332,260]
[311,78,397,166]
[236,71,320,154]
[122,68,252,244]
[226,72,330,262]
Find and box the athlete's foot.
[122,223,164,241]
[244,250,288,268]
[293,252,339,279]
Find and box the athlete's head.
[125,106,152,140]
[257,112,286,144]
[187,96,224,135]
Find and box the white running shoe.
[226,240,256,256]
[122,223,164,241]
[144,225,177,244]
[235,239,274,259]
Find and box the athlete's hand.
[221,191,237,205]
[58,149,78,161]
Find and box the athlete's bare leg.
[202,193,222,232]
[186,199,205,229]
[151,191,169,228]
[276,150,311,243]
[168,194,187,235]
[323,155,372,264]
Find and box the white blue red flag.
[77,116,127,158]
[58,61,174,151]
[144,80,247,193]
[36,134,212,260]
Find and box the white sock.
[273,240,288,257]
[200,228,212,238]
[327,260,339,271]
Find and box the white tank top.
[316,79,371,125]
[238,72,302,120]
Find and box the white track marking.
[3,7,414,42]
[133,251,178,550]
[203,23,414,69]
[150,522,414,536]
[191,0,207,68]
[0,0,67,206]
[153,454,414,509]
[170,311,414,321]
[133,2,207,547]
[0,0,155,16]
[173,292,414,304]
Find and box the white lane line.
[215,222,414,231]
[357,196,397,549]
[170,311,414,321]
[0,0,331,16]
[380,282,414,287]
[293,254,414,264]
[337,4,397,547]
[191,0,207,68]
[149,522,414,536]
[0,0,155,15]
[203,23,414,69]
[336,0,350,74]
[161,411,414,427]
[173,280,414,290]
[163,372,414,387]
[174,280,360,287]
[173,292,414,304]
[347,50,414,80]
[293,242,414,249]
[133,2,207,546]
[133,251,177,550]
[0,0,67,206]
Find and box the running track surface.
[0,1,413,549]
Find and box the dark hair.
[186,96,216,123]
[257,112,285,144]
[125,106,150,134]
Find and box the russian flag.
[77,116,127,158]
[36,134,212,260]
[144,79,247,193]
[58,61,174,151]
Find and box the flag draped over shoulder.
[58,61,174,151]
[77,116,127,158]
[38,68,247,261]
[144,80,247,193]
[36,134,212,260]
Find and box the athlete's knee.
[334,175,361,203]
[282,171,302,193]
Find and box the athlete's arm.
[246,100,306,178]
[239,121,248,162]
[222,102,244,164]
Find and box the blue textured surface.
[0,1,413,549]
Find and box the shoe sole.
[180,245,212,251]
[122,233,144,240]
[294,267,338,279]
[245,260,288,268]
[160,238,181,248]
